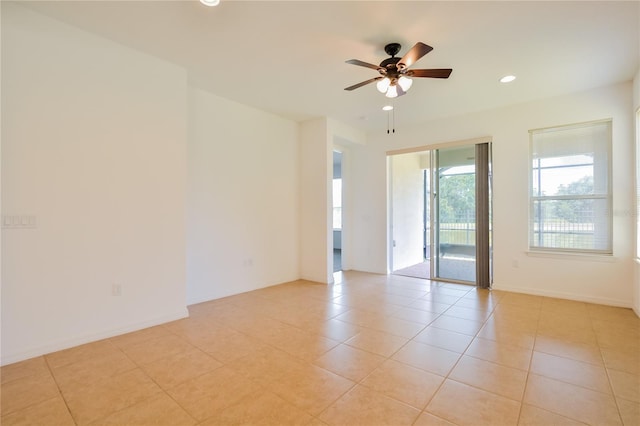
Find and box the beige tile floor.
[2,271,639,425]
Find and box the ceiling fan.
[344,42,452,98]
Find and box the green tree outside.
[553,175,594,223]
[439,173,475,223]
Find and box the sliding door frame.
[387,136,493,287]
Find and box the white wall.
[1,3,189,364]
[352,82,635,307]
[299,118,332,283]
[633,67,640,316]
[350,139,388,274]
[390,152,425,270]
[1,1,4,361]
[186,87,299,304]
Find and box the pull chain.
[387,109,390,134]
[392,107,395,133]
[385,103,396,135]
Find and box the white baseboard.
[299,274,331,285]
[492,284,633,309]
[186,275,300,306]
[1,308,189,366]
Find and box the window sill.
[526,250,617,263]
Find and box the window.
[332,178,342,229]
[529,120,612,254]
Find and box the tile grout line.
[41,354,78,426]
[513,298,543,426]
[120,325,203,426]
[313,282,465,425]
[592,312,627,426]
[410,286,499,425]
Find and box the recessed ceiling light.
[382,105,394,111]
[200,0,220,6]
[500,75,516,83]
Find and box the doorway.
[390,151,432,279]
[389,141,492,286]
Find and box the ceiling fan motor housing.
[380,58,402,82]
[380,44,403,78]
[384,43,402,57]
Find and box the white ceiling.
[18,1,640,133]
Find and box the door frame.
[387,136,493,286]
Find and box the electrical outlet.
[112,284,122,296]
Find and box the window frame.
[528,119,613,255]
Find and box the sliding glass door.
[433,145,477,282]
[389,141,491,286]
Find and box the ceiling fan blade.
[344,77,383,91]
[397,42,433,70]
[345,59,383,71]
[407,68,453,79]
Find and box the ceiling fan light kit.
[398,76,413,91]
[376,78,391,93]
[345,42,452,98]
[386,84,399,98]
[376,76,412,98]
